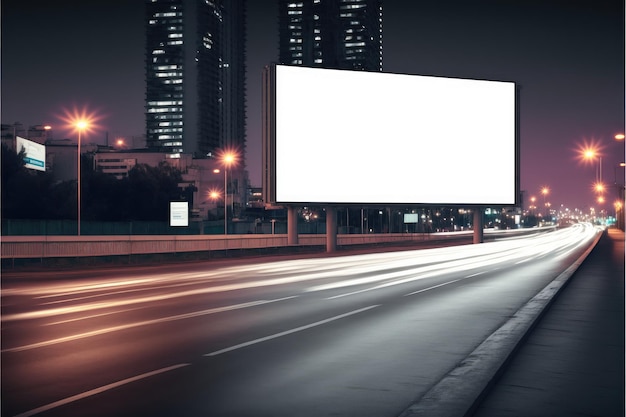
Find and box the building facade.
[145,0,246,158]
[278,0,383,71]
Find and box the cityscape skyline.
[1,0,624,211]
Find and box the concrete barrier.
[1,227,555,262]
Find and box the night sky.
[2,0,624,211]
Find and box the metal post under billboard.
[473,208,484,244]
[326,207,337,252]
[288,206,298,245]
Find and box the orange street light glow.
[59,105,104,137]
[593,182,605,193]
[541,187,549,196]
[615,134,625,141]
[208,189,221,200]
[574,138,604,165]
[216,147,240,168]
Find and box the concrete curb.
[397,228,604,417]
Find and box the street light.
[577,140,604,182]
[541,187,550,220]
[75,120,89,236]
[219,149,239,234]
[60,106,101,236]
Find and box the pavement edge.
[397,227,605,417]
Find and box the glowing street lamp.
[59,106,102,236]
[75,119,90,236]
[218,149,239,234]
[577,140,603,182]
[593,182,606,194]
[541,187,550,219]
[615,133,625,141]
[208,189,221,200]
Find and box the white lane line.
[44,307,141,326]
[204,305,379,357]
[2,297,297,353]
[13,363,190,417]
[403,279,462,297]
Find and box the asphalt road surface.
[1,223,600,417]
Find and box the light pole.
[541,186,550,221]
[75,120,88,236]
[220,151,238,235]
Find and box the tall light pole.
[221,151,238,234]
[75,120,88,236]
[541,186,550,220]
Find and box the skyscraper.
[278,0,383,71]
[145,0,246,158]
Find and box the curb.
[397,228,604,417]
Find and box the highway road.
[1,223,600,417]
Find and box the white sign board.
[170,201,189,227]
[269,65,518,206]
[17,136,46,172]
[404,213,419,224]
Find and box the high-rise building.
[278,0,383,71]
[145,0,246,158]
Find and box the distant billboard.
[264,64,518,206]
[16,136,46,172]
[170,201,189,227]
[404,213,419,224]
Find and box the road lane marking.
[44,307,141,326]
[2,297,297,353]
[204,305,380,356]
[403,279,462,297]
[13,363,190,417]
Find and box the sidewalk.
[471,228,625,417]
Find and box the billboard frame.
[262,63,520,209]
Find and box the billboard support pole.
[288,206,298,245]
[473,207,484,244]
[326,207,337,252]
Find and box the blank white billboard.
[16,136,46,172]
[170,201,189,227]
[270,65,518,206]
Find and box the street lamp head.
[541,186,549,196]
[583,149,596,159]
[216,147,240,168]
[59,105,104,138]
[615,133,625,141]
[575,138,604,165]
[593,181,605,193]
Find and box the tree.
[125,162,184,221]
[2,145,187,223]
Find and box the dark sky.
[2,0,624,211]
